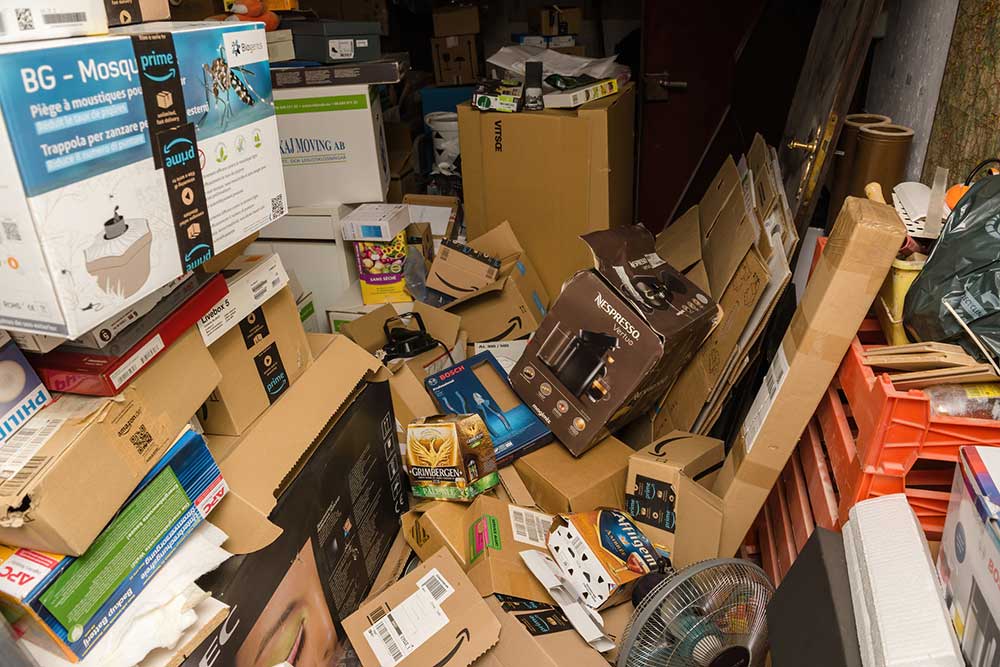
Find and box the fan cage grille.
[621,559,774,667]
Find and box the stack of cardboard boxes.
[431,5,481,85]
[513,5,585,56]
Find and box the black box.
[182,380,406,667]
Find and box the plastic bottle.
[924,383,1000,420]
[524,61,544,111]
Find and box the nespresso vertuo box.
[510,225,719,456]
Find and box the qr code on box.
[271,194,285,221]
[15,8,34,31]
[130,424,153,457]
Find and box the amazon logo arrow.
[432,628,470,667]
[483,317,522,342]
[652,433,689,455]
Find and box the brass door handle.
[787,138,818,152]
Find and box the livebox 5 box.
[0,22,286,339]
[511,225,719,455]
[200,286,314,435]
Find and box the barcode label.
[0,456,48,495]
[250,279,267,300]
[270,193,285,221]
[110,335,164,390]
[366,605,388,625]
[42,11,87,24]
[0,415,64,489]
[363,588,448,667]
[417,569,454,603]
[742,345,790,452]
[509,506,552,548]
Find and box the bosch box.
[0,21,286,340]
[425,352,552,466]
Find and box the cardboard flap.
[645,430,725,479]
[699,156,740,234]
[207,488,282,555]
[497,466,539,508]
[209,334,380,527]
[469,221,525,275]
[655,206,703,274]
[342,303,461,352]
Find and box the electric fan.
[616,558,774,667]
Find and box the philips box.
[0,331,52,445]
[939,446,1000,664]
[0,21,287,340]
[2,427,227,662]
[275,82,390,206]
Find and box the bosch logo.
[437,365,466,381]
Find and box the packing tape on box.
[788,311,856,364]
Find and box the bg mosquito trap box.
[0,21,287,339]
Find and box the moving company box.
[0,22,286,339]
[177,335,408,666]
[402,496,553,602]
[458,84,635,296]
[200,287,314,435]
[510,225,719,455]
[626,431,724,567]
[0,326,220,555]
[513,436,632,514]
[274,82,390,206]
[3,428,226,662]
[713,197,904,556]
[0,331,51,445]
[344,550,500,667]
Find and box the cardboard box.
[201,287,314,435]
[406,222,435,265]
[459,84,635,297]
[404,194,461,243]
[656,190,771,430]
[342,203,411,243]
[182,347,408,665]
[344,549,500,667]
[387,149,418,203]
[481,595,611,667]
[402,496,554,602]
[432,5,480,36]
[714,197,905,555]
[406,414,499,501]
[367,528,418,601]
[513,436,632,514]
[0,22,286,339]
[271,55,409,88]
[105,0,171,25]
[531,6,583,36]
[289,20,382,64]
[0,326,221,555]
[326,281,414,332]
[27,273,228,396]
[939,447,1000,663]
[251,204,359,333]
[432,35,480,86]
[266,28,295,62]
[6,428,226,662]
[274,83,390,206]
[425,352,553,465]
[434,222,549,343]
[427,239,502,299]
[0,1,107,44]
[0,332,51,445]
[510,225,719,455]
[625,431,725,567]
[196,253,289,346]
[543,79,619,110]
[339,303,465,428]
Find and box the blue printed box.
[0,427,228,661]
[0,331,52,445]
[0,21,287,340]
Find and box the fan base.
[710,646,751,667]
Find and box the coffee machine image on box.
[84,206,153,298]
[536,327,619,403]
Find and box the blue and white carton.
[0,331,52,444]
[0,21,287,340]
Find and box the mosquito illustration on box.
[197,44,272,130]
